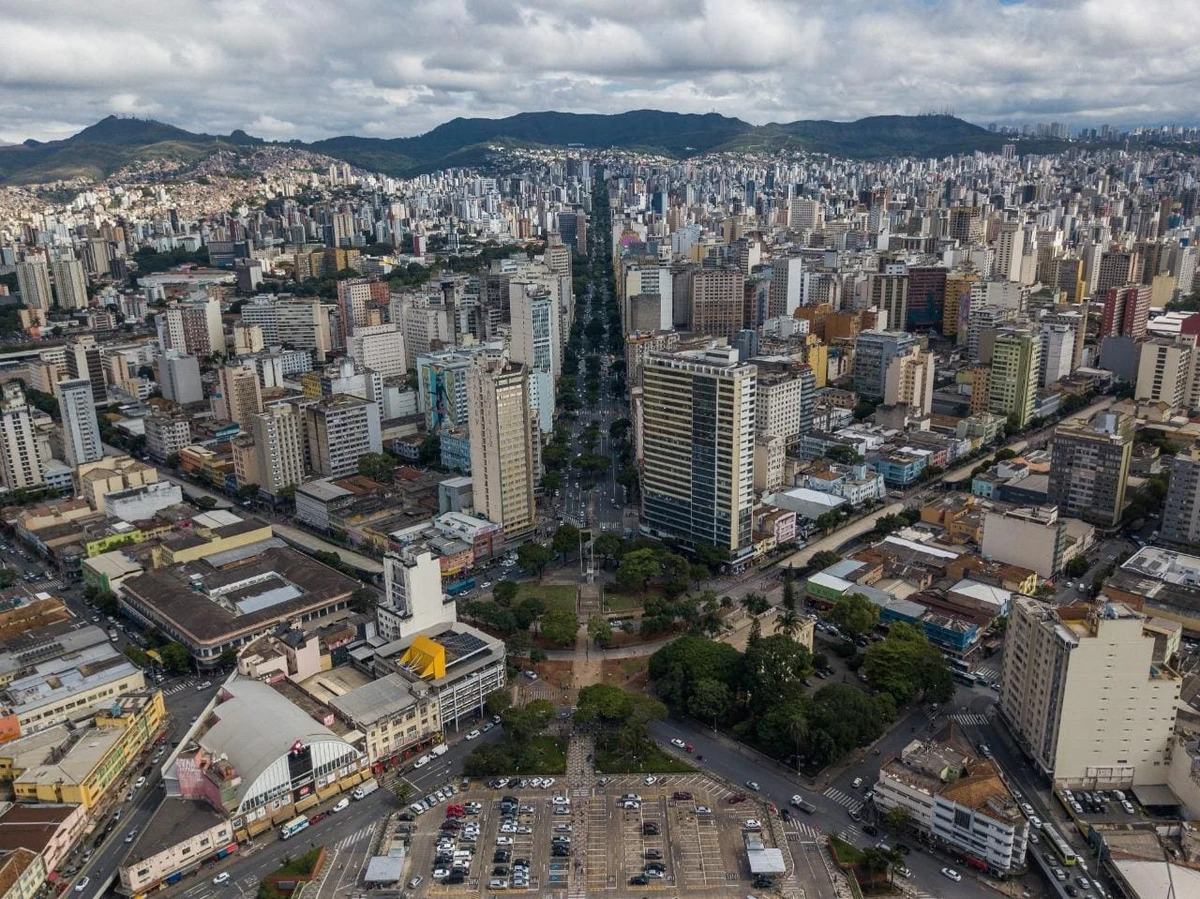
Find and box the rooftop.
[126,797,228,862]
[0,803,78,855]
[329,673,431,727]
[3,642,140,716]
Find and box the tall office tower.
[994,222,1023,282]
[854,330,916,401]
[769,256,804,318]
[348,324,408,379]
[948,206,984,244]
[942,271,978,341]
[0,383,44,490]
[155,351,204,404]
[966,304,1009,363]
[1136,239,1167,285]
[1038,323,1075,387]
[866,271,910,332]
[884,346,935,416]
[1099,284,1152,340]
[1000,595,1179,785]
[1048,409,1134,527]
[417,350,476,431]
[335,278,386,343]
[689,267,745,339]
[57,378,103,468]
[305,394,382,477]
[213,363,264,427]
[508,285,560,434]
[82,238,113,278]
[1040,307,1089,373]
[246,403,306,497]
[905,266,946,332]
[66,340,107,403]
[277,296,334,361]
[788,198,822,230]
[466,356,537,540]
[239,296,281,345]
[159,296,223,357]
[756,366,813,452]
[15,260,52,311]
[1162,445,1200,545]
[1096,250,1139,295]
[1055,257,1087,304]
[988,329,1040,430]
[378,548,454,641]
[51,256,88,310]
[1134,339,1192,413]
[641,346,756,562]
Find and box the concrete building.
[213,363,264,429]
[348,323,407,379]
[155,351,203,405]
[143,415,192,464]
[755,367,811,449]
[689,266,744,339]
[240,403,306,498]
[980,505,1067,579]
[875,729,1027,875]
[1100,283,1152,340]
[1048,409,1134,528]
[66,340,106,404]
[509,284,560,433]
[884,346,935,416]
[466,355,536,541]
[641,346,756,564]
[1000,596,1180,786]
[1038,323,1075,387]
[379,549,452,642]
[50,257,87,311]
[305,394,382,478]
[328,673,441,766]
[118,801,233,895]
[1135,338,1192,413]
[15,260,52,311]
[0,384,44,492]
[854,331,915,401]
[988,329,1040,430]
[276,296,334,361]
[1162,446,1200,546]
[56,379,102,469]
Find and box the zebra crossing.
[790,821,823,840]
[973,665,1000,682]
[162,678,198,696]
[822,787,863,813]
[949,712,989,726]
[333,822,377,853]
[29,579,63,592]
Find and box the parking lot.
[401,772,785,895]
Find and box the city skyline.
[3,0,1200,144]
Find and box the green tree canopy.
[828,593,881,639]
[492,580,519,606]
[587,614,613,648]
[517,541,553,576]
[540,608,580,647]
[357,451,398,483]
[615,547,661,591]
[862,622,955,705]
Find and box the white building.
[1039,323,1075,387]
[379,549,452,642]
[156,351,204,405]
[508,284,560,434]
[348,324,408,379]
[57,378,102,469]
[0,383,44,491]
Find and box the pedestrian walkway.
[29,578,63,592]
[790,821,823,840]
[162,678,198,696]
[332,821,377,853]
[949,712,989,725]
[821,787,862,813]
[973,665,1001,682]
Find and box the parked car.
[941,868,962,882]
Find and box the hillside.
[0,110,1052,185]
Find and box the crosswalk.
[162,678,199,696]
[29,579,63,592]
[822,787,863,813]
[791,821,823,839]
[973,665,1001,682]
[333,822,377,853]
[949,712,989,726]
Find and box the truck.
[790,795,816,815]
[431,743,448,757]
[352,778,379,800]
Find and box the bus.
[280,816,310,840]
[1041,822,1077,866]
[446,578,476,597]
[944,655,971,675]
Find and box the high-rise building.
[1162,446,1200,546]
[1135,338,1192,413]
[0,383,44,490]
[1099,283,1152,339]
[347,324,408,379]
[305,394,382,477]
[641,346,756,563]
[335,278,387,344]
[276,296,334,361]
[15,260,52,311]
[245,403,306,498]
[905,266,946,332]
[1038,323,1075,387]
[57,378,103,469]
[1000,595,1179,785]
[159,296,223,357]
[239,296,281,345]
[948,206,984,244]
[884,346,935,416]
[1048,409,1134,527]
[966,304,1010,363]
[689,267,745,339]
[154,352,204,405]
[51,256,88,310]
[213,363,264,428]
[943,270,978,341]
[994,221,1023,282]
[988,328,1040,429]
[853,330,915,401]
[144,415,192,463]
[66,340,107,403]
[769,256,804,319]
[466,355,537,540]
[378,549,453,642]
[755,365,815,451]
[1096,250,1139,295]
[866,271,909,332]
[508,284,560,434]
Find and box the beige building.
[466,355,536,540]
[328,673,440,765]
[213,363,264,427]
[980,505,1067,579]
[689,266,744,339]
[884,346,935,416]
[753,433,786,495]
[235,403,306,497]
[76,455,160,511]
[1135,338,1193,413]
[1000,596,1180,787]
[0,384,44,492]
[118,801,233,895]
[0,848,46,899]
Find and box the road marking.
[949,713,989,725]
[821,787,863,812]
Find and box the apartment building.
[305,394,382,478]
[1047,409,1134,528]
[466,355,536,540]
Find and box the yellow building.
[0,849,46,899]
[151,511,273,568]
[803,337,829,388]
[10,691,165,810]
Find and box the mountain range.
[0,110,1053,185]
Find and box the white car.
[552,795,570,805]
[529,777,543,788]
[941,867,962,882]
[135,776,147,789]
[541,778,555,789]
[670,738,686,748]
[333,798,350,812]
[75,878,90,893]
[408,876,423,888]
[644,775,657,785]
[1029,816,1043,830]
[213,872,230,885]
[482,722,495,732]
[851,777,864,789]
[744,819,762,830]
[496,836,514,846]
[414,755,431,768]
[696,805,712,814]
[433,868,449,879]
[465,729,481,740]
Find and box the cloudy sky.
[1,0,1197,144]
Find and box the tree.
[825,444,863,465]
[236,483,260,501]
[394,780,412,804]
[517,541,553,576]
[551,523,582,562]
[693,541,727,572]
[741,634,813,714]
[884,805,911,832]
[541,608,580,647]
[164,453,181,470]
[485,688,514,717]
[688,678,732,729]
[500,698,555,743]
[587,614,613,648]
[357,452,397,483]
[505,630,532,657]
[615,548,661,591]
[809,550,843,571]
[862,622,955,705]
[0,570,16,589]
[418,434,441,466]
[594,532,624,566]
[529,647,548,664]
[782,575,796,611]
[218,647,238,668]
[540,471,564,494]
[1064,555,1091,578]
[776,608,803,640]
[828,593,880,639]
[124,645,150,668]
[159,642,192,674]
[492,580,519,607]
[349,587,377,613]
[649,634,742,713]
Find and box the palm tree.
[786,709,810,773]
[777,609,802,640]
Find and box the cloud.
[0,0,1198,144]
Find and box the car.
[851,777,864,789]
[464,728,482,741]
[1072,801,1084,814]
[1029,832,1040,845]
[408,875,423,888]
[1020,802,1035,816]
[496,836,514,845]
[849,809,862,822]
[670,738,686,748]
[541,777,555,788]
[896,866,912,878]
[75,878,90,893]
[1052,867,1068,881]
[493,850,511,863]
[696,805,712,814]
[941,868,962,882]
[433,868,450,879]
[672,791,693,800]
[862,823,879,837]
[482,722,495,732]
[523,669,538,680]
[727,793,748,804]
[552,795,570,805]
[1029,816,1043,830]
[744,819,762,830]
[124,827,139,843]
[745,780,760,791]
[642,823,660,835]
[1122,799,1136,814]
[213,872,231,885]
[630,875,650,885]
[135,776,147,789]
[1067,582,1074,589]
[481,582,492,589]
[644,775,657,785]
[1078,877,1093,890]
[1065,886,1078,897]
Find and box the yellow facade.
[803,339,829,388]
[152,521,273,568]
[85,529,145,557]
